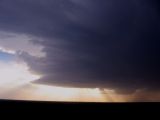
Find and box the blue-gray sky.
[0,0,160,96]
[0,51,14,62]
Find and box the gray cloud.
[0,31,44,57]
[0,0,160,94]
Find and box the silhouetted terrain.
[0,99,160,114]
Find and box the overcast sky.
[0,0,160,101]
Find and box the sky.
[0,0,160,102]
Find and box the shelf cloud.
[0,0,160,94]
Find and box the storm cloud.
[0,0,160,93]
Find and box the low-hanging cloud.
[0,0,160,94]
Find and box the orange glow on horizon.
[15,84,108,102]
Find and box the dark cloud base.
[0,0,160,94]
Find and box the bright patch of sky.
[0,51,15,62]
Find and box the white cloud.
[0,61,40,95]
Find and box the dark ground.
[0,99,160,115]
